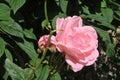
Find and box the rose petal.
[65,55,84,72]
[38,35,56,50]
[85,49,99,66]
[55,16,99,72]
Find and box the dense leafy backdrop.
[0,0,120,80]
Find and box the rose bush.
[38,16,99,72]
[55,16,99,72]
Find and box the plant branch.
[27,30,55,80]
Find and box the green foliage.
[0,37,6,57]
[5,59,33,80]
[60,0,68,13]
[41,19,48,30]
[101,0,107,7]
[50,72,61,80]
[0,0,120,80]
[95,27,115,57]
[115,11,120,17]
[101,8,113,23]
[0,3,11,20]
[82,6,90,14]
[0,21,23,38]
[5,0,26,14]
[0,0,37,79]
[16,39,37,60]
[3,72,9,80]
[35,65,49,80]
[5,49,13,61]
[85,14,115,30]
[23,28,37,40]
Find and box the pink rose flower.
[38,35,56,50]
[56,16,99,72]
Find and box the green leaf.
[0,3,11,20]
[94,27,111,43]
[87,14,108,23]
[5,59,25,80]
[41,19,48,30]
[115,11,120,17]
[30,58,41,66]
[60,0,68,13]
[35,65,49,80]
[24,68,33,79]
[40,65,49,80]
[55,0,60,6]
[77,0,82,5]
[101,8,113,23]
[0,37,6,57]
[5,0,26,14]
[23,28,37,40]
[114,15,120,21]
[94,27,115,57]
[100,22,115,30]
[0,21,23,38]
[106,43,115,57]
[5,49,13,61]
[82,6,90,14]
[3,72,9,80]
[109,0,120,9]
[35,65,42,80]
[101,0,107,8]
[87,14,115,30]
[50,72,61,80]
[16,39,37,60]
[5,59,33,80]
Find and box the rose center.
[69,33,91,49]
